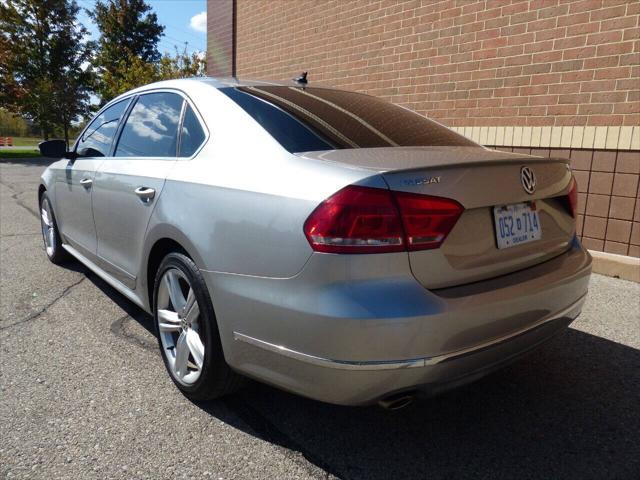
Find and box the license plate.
[493,202,542,249]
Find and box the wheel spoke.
[163,270,186,311]
[41,208,51,227]
[185,329,204,369]
[183,289,200,324]
[174,332,190,378]
[157,309,181,332]
[182,288,195,314]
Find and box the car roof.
[196,77,293,88]
[108,76,345,105]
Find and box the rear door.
[91,91,185,288]
[55,98,131,258]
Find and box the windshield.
[220,86,475,153]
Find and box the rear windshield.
[219,86,475,153]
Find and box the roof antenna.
[293,71,308,86]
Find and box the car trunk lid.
[299,147,575,289]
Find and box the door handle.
[80,178,93,188]
[134,186,156,202]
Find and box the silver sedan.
[37,78,591,408]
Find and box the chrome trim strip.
[233,332,425,370]
[233,294,587,371]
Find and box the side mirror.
[76,147,103,158]
[38,140,76,160]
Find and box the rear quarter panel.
[144,86,378,279]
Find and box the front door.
[55,98,131,258]
[92,92,184,288]
[55,159,101,255]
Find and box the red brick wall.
[207,0,234,77]
[209,0,640,257]
[233,0,639,128]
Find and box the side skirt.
[61,243,148,312]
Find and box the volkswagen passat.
[38,78,591,407]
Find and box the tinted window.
[115,92,183,157]
[220,86,475,153]
[179,105,206,157]
[221,87,333,153]
[76,99,130,157]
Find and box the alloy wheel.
[156,268,205,385]
[40,197,56,257]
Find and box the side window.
[75,99,130,157]
[115,92,184,157]
[179,105,206,157]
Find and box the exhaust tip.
[378,393,415,411]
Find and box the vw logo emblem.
[520,166,536,194]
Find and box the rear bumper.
[232,293,585,371]
[205,238,592,405]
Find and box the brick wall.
[494,147,640,256]
[208,0,640,257]
[234,0,639,128]
[207,0,234,77]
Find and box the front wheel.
[153,252,241,401]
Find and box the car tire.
[153,252,241,401]
[39,192,71,265]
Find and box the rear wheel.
[40,192,70,264]
[153,252,240,401]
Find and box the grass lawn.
[2,136,42,147]
[0,149,42,159]
[2,137,78,147]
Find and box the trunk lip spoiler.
[378,156,571,175]
[295,147,570,173]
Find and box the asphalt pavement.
[1,157,639,480]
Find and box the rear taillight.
[567,176,578,218]
[395,192,464,250]
[303,185,464,254]
[303,185,404,254]
[559,176,578,217]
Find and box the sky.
[76,0,207,56]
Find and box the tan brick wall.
[494,147,640,256]
[234,0,639,128]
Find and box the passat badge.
[520,166,536,194]
[403,176,441,186]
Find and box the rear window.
[219,86,474,153]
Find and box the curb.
[589,250,640,283]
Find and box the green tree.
[0,0,94,142]
[158,45,207,80]
[51,3,95,145]
[0,109,29,137]
[100,54,158,99]
[97,44,207,101]
[90,0,164,103]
